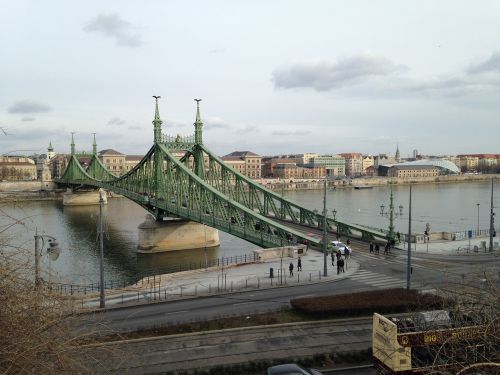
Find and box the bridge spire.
[92,133,97,155]
[71,132,75,155]
[194,99,203,145]
[152,96,163,143]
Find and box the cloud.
[407,74,500,97]
[467,51,500,74]
[272,130,311,136]
[204,116,231,130]
[234,125,258,134]
[272,54,407,91]
[127,125,142,130]
[209,48,226,54]
[167,120,188,128]
[107,116,126,126]
[83,13,142,47]
[21,116,36,122]
[8,100,52,114]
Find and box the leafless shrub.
[0,203,97,374]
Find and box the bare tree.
[0,203,97,374]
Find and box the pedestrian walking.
[375,243,380,255]
[336,251,342,261]
[344,247,350,260]
[396,232,401,242]
[289,262,294,277]
[297,256,302,271]
[384,242,389,255]
[346,238,351,246]
[338,258,345,274]
[331,251,335,266]
[369,241,374,254]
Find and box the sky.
[1,0,500,158]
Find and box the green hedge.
[290,288,448,317]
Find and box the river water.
[1,181,498,285]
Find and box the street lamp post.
[476,203,480,235]
[489,178,495,252]
[99,190,105,308]
[407,184,413,290]
[322,178,328,277]
[332,208,338,236]
[380,185,403,242]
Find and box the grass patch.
[291,288,449,318]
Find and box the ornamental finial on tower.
[194,98,203,145]
[71,132,75,155]
[92,133,97,155]
[152,96,163,143]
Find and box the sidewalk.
[80,249,359,310]
[76,237,499,310]
[394,237,500,255]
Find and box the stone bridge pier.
[137,214,220,253]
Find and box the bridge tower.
[152,96,165,219]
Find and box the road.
[82,244,499,333]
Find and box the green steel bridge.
[57,97,389,248]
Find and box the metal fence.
[78,267,346,310]
[45,252,258,295]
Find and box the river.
[1,180,498,285]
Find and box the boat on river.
[353,185,373,190]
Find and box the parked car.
[330,240,352,256]
[265,363,323,375]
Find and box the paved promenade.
[394,236,500,255]
[81,248,359,309]
[78,235,499,310]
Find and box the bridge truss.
[57,98,389,248]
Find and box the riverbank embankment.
[261,173,500,191]
[1,174,499,201]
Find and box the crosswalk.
[357,252,427,270]
[350,269,406,289]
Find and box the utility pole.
[34,228,40,289]
[489,178,495,252]
[406,184,412,290]
[322,178,328,277]
[476,203,480,235]
[388,186,395,241]
[99,190,105,308]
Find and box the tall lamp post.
[34,230,60,289]
[489,178,495,252]
[322,178,328,277]
[98,190,105,308]
[331,208,340,239]
[406,185,412,290]
[380,186,403,242]
[476,203,480,235]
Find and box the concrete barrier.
[253,245,307,262]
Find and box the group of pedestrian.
[289,256,302,276]
[330,249,346,274]
[369,240,396,255]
